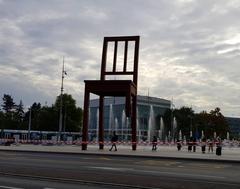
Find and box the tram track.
[0,171,161,189]
[0,170,240,189]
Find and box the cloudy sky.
[0,0,240,117]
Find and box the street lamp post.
[28,107,31,141]
[171,100,175,141]
[57,57,66,142]
[189,115,193,137]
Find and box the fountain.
[214,131,217,139]
[88,107,92,141]
[114,117,118,132]
[168,130,171,142]
[227,132,230,140]
[183,135,186,145]
[126,117,129,141]
[178,130,182,141]
[173,117,177,130]
[96,108,99,142]
[137,118,141,141]
[173,116,177,139]
[108,104,113,136]
[201,130,204,139]
[88,107,91,128]
[121,110,126,141]
[165,135,168,144]
[136,107,141,141]
[158,130,162,141]
[159,117,164,140]
[147,105,155,142]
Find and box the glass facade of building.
[88,95,171,141]
[226,117,240,138]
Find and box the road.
[0,175,116,189]
[0,151,239,189]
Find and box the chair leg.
[99,95,104,149]
[82,88,90,150]
[131,95,137,150]
[125,93,131,117]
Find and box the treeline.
[162,106,230,139]
[0,94,83,132]
[0,93,231,138]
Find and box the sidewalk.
[0,144,240,163]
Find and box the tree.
[163,106,195,139]
[0,110,4,130]
[55,94,82,132]
[15,100,24,122]
[195,107,229,139]
[174,106,194,139]
[0,93,83,132]
[24,102,42,130]
[194,110,211,139]
[37,106,58,131]
[209,107,229,138]
[0,94,19,129]
[1,94,15,113]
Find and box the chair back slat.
[123,41,128,72]
[113,41,118,72]
[100,36,140,86]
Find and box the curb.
[1,148,240,164]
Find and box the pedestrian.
[177,139,182,151]
[188,139,192,152]
[193,138,197,152]
[208,138,213,153]
[152,136,157,151]
[216,138,222,156]
[201,138,206,154]
[109,131,118,151]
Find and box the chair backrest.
[100,36,140,86]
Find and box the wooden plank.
[123,41,128,72]
[113,41,118,72]
[104,36,139,42]
[104,71,134,75]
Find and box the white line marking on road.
[177,165,184,168]
[141,170,226,179]
[89,166,225,179]
[0,186,24,189]
[81,157,96,160]
[43,188,56,189]
[89,166,133,171]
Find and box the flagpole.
[58,57,65,142]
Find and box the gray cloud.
[0,0,240,117]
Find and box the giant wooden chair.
[82,36,140,150]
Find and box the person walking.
[152,136,158,151]
[177,139,182,151]
[109,131,118,151]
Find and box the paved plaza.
[0,143,240,163]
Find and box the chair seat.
[84,80,137,96]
